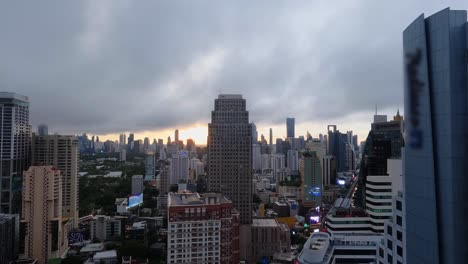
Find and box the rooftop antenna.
[375,104,378,115]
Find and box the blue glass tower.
[404,8,468,263]
[286,117,295,138]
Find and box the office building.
[32,134,79,225]
[119,133,126,145]
[300,151,322,208]
[322,155,337,185]
[167,192,240,264]
[251,123,258,143]
[252,144,262,170]
[127,133,134,151]
[0,213,20,264]
[356,114,403,208]
[286,118,295,138]
[403,8,468,263]
[207,94,252,224]
[287,149,298,172]
[169,151,189,185]
[21,166,68,264]
[157,160,170,195]
[269,128,273,146]
[326,125,348,172]
[131,175,144,195]
[251,218,290,262]
[144,153,155,181]
[0,92,31,214]
[90,215,122,242]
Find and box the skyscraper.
[300,151,322,208]
[286,117,295,138]
[207,94,252,224]
[32,134,79,225]
[175,129,179,142]
[404,8,468,263]
[0,92,31,214]
[0,213,20,264]
[169,151,189,185]
[38,124,48,136]
[21,166,68,263]
[269,128,273,146]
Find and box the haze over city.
[2,1,466,144]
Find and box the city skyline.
[3,1,467,144]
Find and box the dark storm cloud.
[0,0,466,134]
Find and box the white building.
[120,149,126,162]
[90,215,121,241]
[169,151,189,184]
[297,232,382,264]
[378,158,405,264]
[132,175,144,195]
[287,149,299,172]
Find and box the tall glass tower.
[286,117,295,138]
[404,8,468,263]
[0,92,31,214]
[207,94,252,224]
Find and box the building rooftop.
[168,192,232,206]
[297,232,331,264]
[218,94,243,99]
[80,243,105,253]
[0,92,29,101]
[94,250,117,259]
[252,218,279,228]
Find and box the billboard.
[128,193,143,208]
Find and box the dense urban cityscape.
[1,3,468,264]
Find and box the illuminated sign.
[128,193,143,208]
[338,179,346,185]
[310,187,321,196]
[309,216,320,224]
[69,229,87,244]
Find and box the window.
[387,239,393,250]
[387,254,393,263]
[396,200,402,211]
[396,216,402,226]
[387,225,392,235]
[397,230,402,242]
[397,245,403,257]
[379,248,384,258]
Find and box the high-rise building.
[322,155,336,185]
[403,8,468,264]
[175,129,179,142]
[128,133,134,151]
[327,125,348,172]
[0,92,31,214]
[286,118,295,138]
[144,153,155,181]
[287,149,299,172]
[251,123,258,144]
[269,128,273,146]
[207,94,252,224]
[143,137,150,153]
[120,149,127,162]
[167,192,240,264]
[169,151,189,185]
[252,144,262,171]
[158,160,170,195]
[32,134,79,225]
[21,166,68,263]
[119,133,126,145]
[131,175,144,195]
[275,138,291,156]
[355,114,404,208]
[300,151,322,208]
[0,213,20,264]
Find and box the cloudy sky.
[1,0,466,144]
